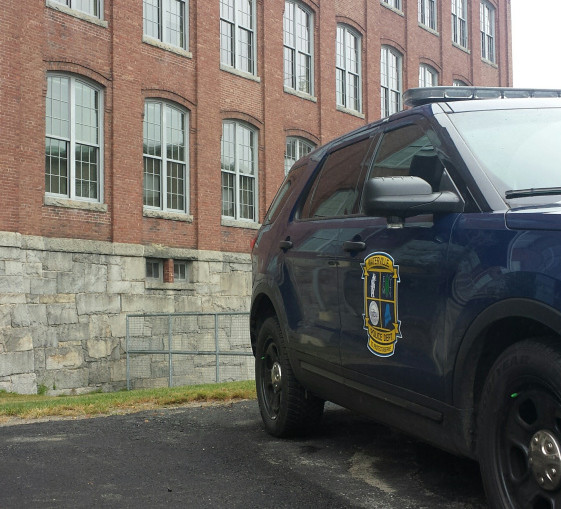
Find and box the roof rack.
[403,86,561,107]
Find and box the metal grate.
[126,312,254,389]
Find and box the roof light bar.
[403,86,561,107]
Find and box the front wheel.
[478,339,561,509]
[255,316,324,437]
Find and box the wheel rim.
[259,340,282,420]
[498,383,561,508]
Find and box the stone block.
[5,261,23,276]
[6,373,37,394]
[12,304,48,327]
[47,304,79,325]
[107,280,145,295]
[0,275,29,294]
[46,347,84,370]
[31,277,58,295]
[121,257,146,281]
[55,323,90,343]
[57,263,107,293]
[76,294,121,315]
[0,351,34,376]
[42,251,73,271]
[5,329,33,352]
[52,368,89,390]
[121,295,175,314]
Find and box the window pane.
[166,161,185,211]
[75,81,99,145]
[222,171,235,217]
[46,76,70,139]
[75,144,98,199]
[72,0,99,17]
[143,157,162,207]
[220,20,234,66]
[165,0,185,48]
[144,0,160,39]
[45,138,68,195]
[144,102,162,157]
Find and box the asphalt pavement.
[0,400,488,508]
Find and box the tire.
[477,339,561,509]
[255,316,324,437]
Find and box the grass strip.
[0,380,256,420]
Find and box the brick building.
[0,0,512,393]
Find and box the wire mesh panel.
[126,313,253,389]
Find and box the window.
[418,0,436,30]
[221,121,257,221]
[367,124,445,194]
[220,0,255,74]
[285,137,315,175]
[301,137,374,219]
[480,1,495,63]
[284,1,313,94]
[143,0,187,50]
[143,101,189,212]
[419,64,438,87]
[174,261,187,280]
[45,75,102,201]
[380,46,402,118]
[336,25,361,112]
[453,79,468,86]
[381,0,401,10]
[451,0,468,48]
[146,259,163,281]
[51,0,102,18]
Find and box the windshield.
[450,107,561,203]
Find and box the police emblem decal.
[362,252,401,357]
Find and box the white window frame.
[418,0,437,30]
[451,0,468,48]
[336,24,362,112]
[45,74,104,203]
[285,137,315,175]
[381,0,402,11]
[283,1,314,95]
[380,45,403,118]
[419,64,439,87]
[480,0,496,63]
[143,100,189,213]
[143,0,188,50]
[220,0,257,75]
[221,120,258,222]
[49,0,102,18]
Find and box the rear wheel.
[255,316,324,437]
[478,339,561,509]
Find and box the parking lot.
[0,400,487,508]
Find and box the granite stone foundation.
[0,232,252,394]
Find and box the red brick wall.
[0,0,512,253]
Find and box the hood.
[506,205,561,231]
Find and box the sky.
[511,0,561,88]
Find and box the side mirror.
[363,176,464,218]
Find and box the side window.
[367,124,445,192]
[300,136,374,219]
[264,164,307,225]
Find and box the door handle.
[279,240,293,250]
[343,241,366,252]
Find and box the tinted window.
[367,124,444,191]
[264,164,306,224]
[300,136,375,219]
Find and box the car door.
[338,118,462,401]
[282,134,377,369]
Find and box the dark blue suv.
[250,87,561,509]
